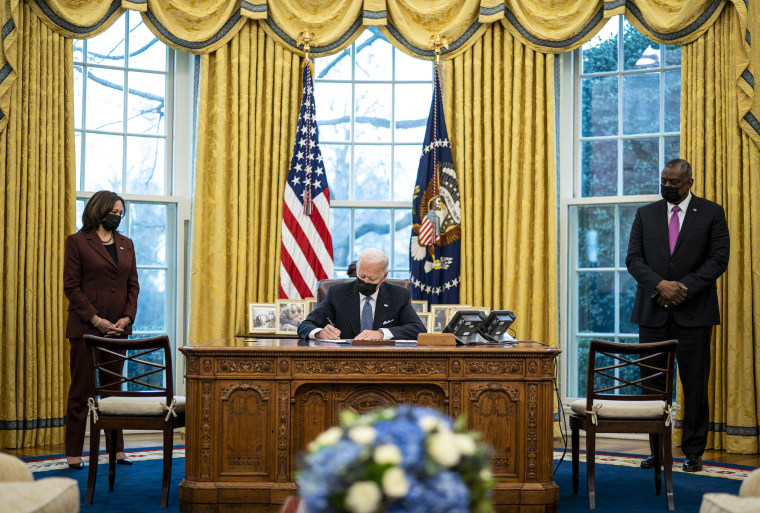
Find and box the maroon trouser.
[65,337,125,457]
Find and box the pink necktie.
[669,205,680,254]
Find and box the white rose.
[382,467,410,498]
[418,415,442,432]
[373,444,403,465]
[345,481,382,513]
[454,434,476,456]
[308,427,342,452]
[428,431,460,467]
[479,468,493,481]
[348,426,377,446]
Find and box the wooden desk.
[179,339,560,513]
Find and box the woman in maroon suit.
[63,191,139,469]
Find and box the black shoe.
[640,456,656,469]
[116,457,133,465]
[683,458,703,472]
[68,462,84,470]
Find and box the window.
[313,28,433,278]
[560,16,682,398]
[73,12,190,389]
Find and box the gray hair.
[356,248,389,273]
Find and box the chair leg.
[108,429,117,492]
[161,426,174,508]
[85,424,100,505]
[571,425,580,495]
[586,428,596,510]
[653,434,662,496]
[663,433,674,510]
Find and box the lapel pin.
[384,304,388,307]
[120,246,124,249]
[692,208,697,212]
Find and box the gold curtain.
[188,22,300,345]
[0,0,75,448]
[442,22,557,346]
[675,6,760,454]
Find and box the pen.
[327,318,334,326]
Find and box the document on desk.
[314,339,353,344]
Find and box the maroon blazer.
[63,230,139,339]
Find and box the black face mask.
[661,185,682,204]
[101,214,121,232]
[357,277,379,296]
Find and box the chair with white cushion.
[569,338,678,510]
[83,334,185,508]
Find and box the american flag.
[279,62,334,299]
[409,63,461,304]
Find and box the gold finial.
[297,30,316,61]
[427,33,449,63]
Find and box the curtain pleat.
[0,0,74,448]
[188,22,300,344]
[675,6,760,453]
[443,23,557,346]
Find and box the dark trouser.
[65,337,125,457]
[639,322,712,459]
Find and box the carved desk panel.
[179,339,560,513]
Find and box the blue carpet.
[33,451,746,512]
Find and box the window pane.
[75,199,85,230]
[126,137,165,195]
[578,271,615,333]
[394,49,432,81]
[86,68,125,131]
[393,209,412,271]
[354,29,392,81]
[622,137,659,195]
[664,136,680,162]
[618,204,639,267]
[322,144,350,200]
[315,47,352,80]
[619,271,637,334]
[87,20,126,66]
[74,66,83,129]
[84,133,123,191]
[622,73,659,134]
[581,140,617,197]
[127,13,166,71]
[75,133,82,187]
[354,145,391,201]
[577,205,615,268]
[355,84,391,142]
[331,208,351,268]
[581,76,618,137]
[624,19,660,70]
[394,83,429,142]
[664,45,682,66]
[393,145,420,202]
[315,82,351,142]
[664,70,681,133]
[354,209,391,254]
[130,203,167,266]
[133,268,166,333]
[581,21,618,74]
[127,71,166,135]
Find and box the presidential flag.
[409,63,461,304]
[280,61,334,299]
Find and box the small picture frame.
[304,297,318,314]
[430,304,457,333]
[411,300,427,313]
[447,305,473,321]
[417,312,432,332]
[249,303,277,333]
[275,299,307,334]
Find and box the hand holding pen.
[317,317,342,340]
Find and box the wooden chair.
[84,334,186,508]
[569,339,678,510]
[316,278,410,302]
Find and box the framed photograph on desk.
[304,297,318,314]
[417,312,432,332]
[276,299,306,335]
[249,303,277,333]
[430,305,457,332]
[411,300,427,313]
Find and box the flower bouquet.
[296,405,495,513]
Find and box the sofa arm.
[739,467,760,498]
[0,452,33,482]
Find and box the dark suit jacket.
[63,230,139,338]
[625,195,730,328]
[297,280,426,340]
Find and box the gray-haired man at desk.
[297,249,426,341]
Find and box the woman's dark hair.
[81,191,126,232]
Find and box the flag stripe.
[283,189,333,276]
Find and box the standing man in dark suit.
[626,158,730,473]
[298,248,425,341]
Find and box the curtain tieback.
[586,404,602,425]
[665,404,681,427]
[164,398,177,422]
[87,397,99,423]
